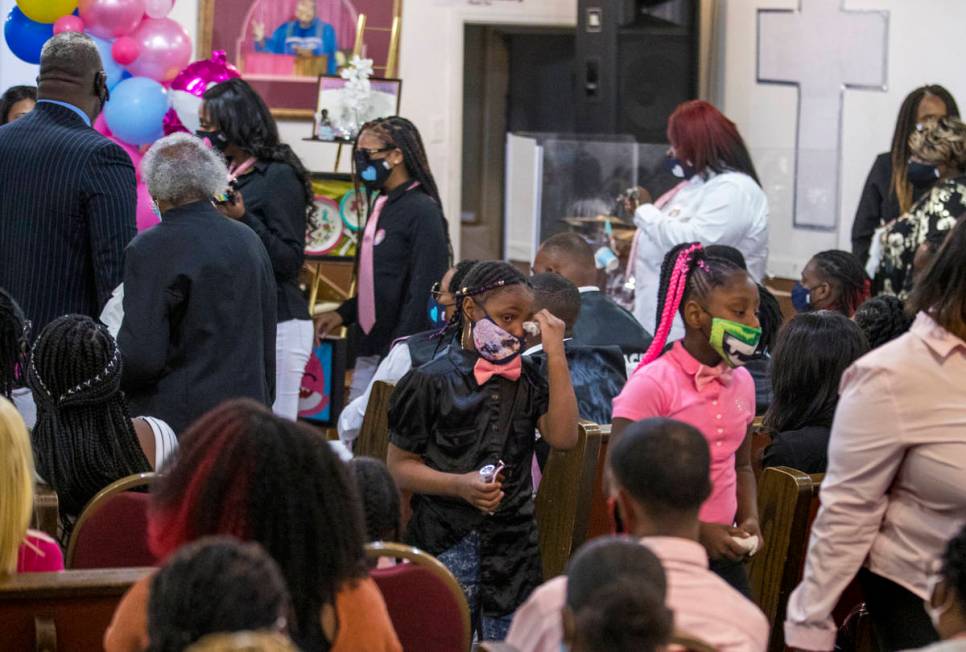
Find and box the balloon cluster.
[3,0,237,230]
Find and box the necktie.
[474,356,522,385]
[694,363,734,391]
[358,195,388,334]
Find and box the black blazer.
[118,201,277,434]
[572,290,653,370]
[0,102,136,332]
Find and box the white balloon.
[171,91,202,134]
[144,0,173,19]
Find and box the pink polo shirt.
[612,343,756,524]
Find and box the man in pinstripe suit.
[0,33,136,334]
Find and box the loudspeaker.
[575,0,699,143]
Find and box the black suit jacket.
[572,290,653,370]
[118,201,277,434]
[0,102,136,332]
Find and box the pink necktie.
[358,195,388,334]
[694,363,734,391]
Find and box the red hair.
[667,100,760,184]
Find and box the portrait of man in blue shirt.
[253,0,339,75]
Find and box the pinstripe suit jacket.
[0,102,136,333]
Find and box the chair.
[0,567,151,652]
[366,541,472,652]
[474,644,519,652]
[535,421,602,578]
[31,484,60,540]
[66,473,159,570]
[749,419,773,482]
[585,424,612,541]
[355,381,395,460]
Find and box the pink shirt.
[612,343,756,524]
[16,529,64,573]
[506,536,769,652]
[785,313,966,651]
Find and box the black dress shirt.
[0,102,136,332]
[234,160,309,323]
[118,201,277,434]
[389,347,548,615]
[762,425,831,474]
[336,183,449,358]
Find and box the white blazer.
[632,170,769,339]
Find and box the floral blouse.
[874,176,966,299]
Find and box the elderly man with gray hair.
[118,133,277,434]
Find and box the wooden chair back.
[366,541,472,652]
[585,424,612,541]
[750,419,773,482]
[748,466,824,652]
[535,421,602,579]
[66,473,159,569]
[355,381,395,460]
[0,567,151,652]
[31,484,60,540]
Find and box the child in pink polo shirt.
[612,242,762,595]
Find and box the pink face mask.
[472,315,525,364]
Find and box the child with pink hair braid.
[611,242,764,596]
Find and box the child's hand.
[456,471,504,513]
[533,309,566,357]
[698,522,751,561]
[737,517,764,551]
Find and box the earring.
[461,320,472,350]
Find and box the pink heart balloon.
[111,35,140,65]
[169,50,240,95]
[53,15,85,35]
[78,0,146,40]
[125,17,192,82]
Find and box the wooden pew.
[0,567,150,652]
[355,381,395,461]
[31,484,60,541]
[585,424,612,541]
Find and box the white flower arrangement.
[335,56,375,138]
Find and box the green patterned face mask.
[709,317,762,368]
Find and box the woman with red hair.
[627,100,769,340]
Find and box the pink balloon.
[78,0,146,39]
[144,0,173,19]
[125,17,192,82]
[53,15,85,34]
[162,107,186,135]
[94,112,112,136]
[111,35,140,65]
[169,50,240,96]
[135,182,159,231]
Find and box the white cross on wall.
[758,0,889,231]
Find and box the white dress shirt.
[632,171,769,337]
[337,341,414,445]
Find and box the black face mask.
[94,72,110,118]
[907,161,940,187]
[354,150,394,191]
[196,129,230,152]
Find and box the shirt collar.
[577,286,600,293]
[383,180,422,205]
[36,99,92,127]
[639,536,709,569]
[911,312,966,359]
[666,342,731,391]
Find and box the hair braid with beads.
[636,243,748,372]
[438,261,530,345]
[0,288,29,399]
[28,315,150,522]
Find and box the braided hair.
[757,284,784,354]
[811,250,870,317]
[349,457,401,543]
[854,295,913,350]
[148,537,291,652]
[637,242,748,371]
[941,524,966,614]
[28,315,150,520]
[0,288,29,399]
[439,261,530,344]
[202,79,319,227]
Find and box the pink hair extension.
[632,243,704,374]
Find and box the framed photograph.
[314,75,402,141]
[298,336,347,426]
[198,0,400,119]
[306,172,367,259]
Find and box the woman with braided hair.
[199,78,316,421]
[611,242,762,595]
[792,249,870,317]
[316,116,450,400]
[854,295,913,350]
[28,314,176,524]
[0,288,35,428]
[387,260,577,639]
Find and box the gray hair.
[39,32,102,80]
[142,133,229,205]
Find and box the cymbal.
[562,215,635,230]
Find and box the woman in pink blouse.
[0,397,64,576]
[785,218,966,651]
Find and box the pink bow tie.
[694,364,733,391]
[474,356,522,385]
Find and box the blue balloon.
[104,77,170,146]
[4,7,53,65]
[88,35,127,90]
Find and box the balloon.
[103,76,169,146]
[163,90,202,135]
[88,34,126,89]
[53,14,85,34]
[4,7,53,64]
[144,0,172,19]
[108,135,144,177]
[15,0,77,24]
[169,50,240,96]
[94,112,112,136]
[111,35,139,64]
[125,18,192,82]
[135,181,159,231]
[78,0,145,39]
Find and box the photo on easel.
[313,76,402,142]
[305,172,367,260]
